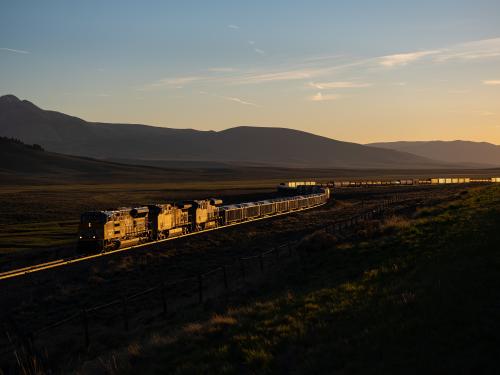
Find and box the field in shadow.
[71,185,500,374]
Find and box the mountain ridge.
[0,94,476,169]
[368,140,500,167]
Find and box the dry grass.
[381,215,412,233]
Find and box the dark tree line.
[0,136,44,151]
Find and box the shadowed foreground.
[75,185,500,374]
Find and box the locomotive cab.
[77,207,150,254]
[77,211,108,253]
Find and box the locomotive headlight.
[79,236,82,239]
[92,235,96,239]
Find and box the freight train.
[77,185,330,254]
[326,176,500,188]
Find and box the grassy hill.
[80,185,500,374]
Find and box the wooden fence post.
[81,308,89,349]
[122,298,129,331]
[198,274,203,304]
[221,266,228,290]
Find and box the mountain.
[368,141,500,167]
[0,136,318,184]
[0,94,452,169]
[0,136,185,184]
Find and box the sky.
[1,0,500,144]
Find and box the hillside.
[368,140,500,167]
[73,184,500,374]
[5,136,466,185]
[0,94,452,169]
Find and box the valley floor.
[71,184,499,374]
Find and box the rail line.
[3,177,499,282]
[0,202,327,281]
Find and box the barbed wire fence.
[1,195,407,371]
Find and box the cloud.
[378,38,500,68]
[480,111,495,116]
[141,37,500,91]
[140,76,204,90]
[199,91,260,107]
[483,80,500,85]
[435,38,500,62]
[248,40,256,45]
[309,81,371,89]
[0,47,29,54]
[227,24,240,29]
[222,96,260,107]
[309,92,340,102]
[254,48,265,55]
[379,50,439,67]
[232,69,317,85]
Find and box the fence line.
[1,195,408,367]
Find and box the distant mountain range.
[0,95,440,169]
[8,136,467,185]
[0,94,496,169]
[368,141,500,167]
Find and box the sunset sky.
[1,0,500,143]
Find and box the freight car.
[77,187,330,254]
[327,176,500,187]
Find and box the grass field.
[0,180,282,268]
[76,184,500,374]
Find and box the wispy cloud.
[254,48,265,55]
[309,92,340,102]
[378,38,500,67]
[221,96,260,107]
[379,50,439,67]
[436,38,500,62]
[309,81,371,89]
[0,47,29,54]
[141,37,500,91]
[248,40,255,45]
[199,91,260,107]
[483,80,500,85]
[140,76,204,90]
[227,24,240,29]
[233,69,317,84]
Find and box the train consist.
[77,185,330,254]
[326,176,500,188]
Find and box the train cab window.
[114,223,120,227]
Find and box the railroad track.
[0,203,327,281]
